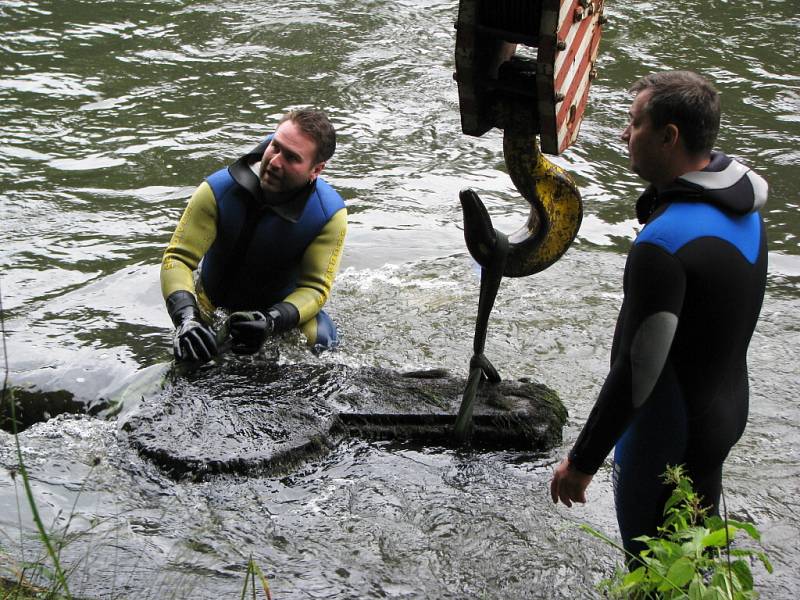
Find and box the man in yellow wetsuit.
[160,109,347,363]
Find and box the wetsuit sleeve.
[568,242,686,474]
[283,207,347,323]
[160,182,219,300]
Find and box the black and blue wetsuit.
[568,152,768,556]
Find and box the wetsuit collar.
[635,151,767,224]
[227,148,315,224]
[635,185,660,225]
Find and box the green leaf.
[752,550,774,574]
[680,527,709,555]
[709,571,727,590]
[726,519,761,541]
[704,515,724,530]
[666,556,696,588]
[701,587,726,600]
[656,578,673,593]
[730,559,754,590]
[664,491,684,513]
[677,477,693,494]
[583,465,772,600]
[622,566,646,586]
[702,526,736,548]
[655,539,683,559]
[688,577,706,600]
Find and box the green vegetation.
[1,379,70,599]
[241,557,272,600]
[582,465,772,599]
[0,578,48,600]
[1,286,68,599]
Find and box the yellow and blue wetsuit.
[161,138,347,348]
[567,152,768,557]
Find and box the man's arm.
[160,181,219,301]
[551,242,686,503]
[283,207,347,324]
[159,182,220,363]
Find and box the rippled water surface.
[1,0,799,598]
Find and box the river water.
[1,0,798,597]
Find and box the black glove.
[228,302,300,355]
[229,310,274,354]
[166,291,218,364]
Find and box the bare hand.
[550,457,593,508]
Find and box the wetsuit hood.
[635,151,768,224]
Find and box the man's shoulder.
[314,176,342,197]
[636,202,761,262]
[205,166,237,198]
[312,177,346,216]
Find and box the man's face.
[621,89,669,185]
[259,119,325,196]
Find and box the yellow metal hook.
[502,127,583,276]
[460,127,582,278]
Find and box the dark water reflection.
[1,0,799,597]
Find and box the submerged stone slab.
[333,367,567,448]
[119,359,567,480]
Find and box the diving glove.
[228,302,299,355]
[166,290,217,363]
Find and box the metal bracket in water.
[453,226,508,440]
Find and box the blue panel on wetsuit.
[206,167,236,196]
[635,203,761,264]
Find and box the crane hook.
[461,127,582,277]
[454,127,582,441]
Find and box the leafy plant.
[582,465,772,599]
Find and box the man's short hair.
[630,70,720,156]
[279,109,336,164]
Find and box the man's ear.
[310,161,326,181]
[663,124,679,148]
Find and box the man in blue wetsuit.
[549,71,768,559]
[160,109,347,363]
